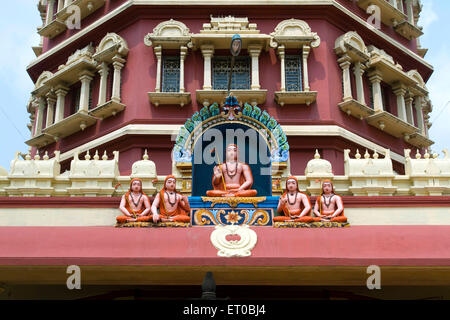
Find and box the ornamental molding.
[95,33,129,60]
[334,31,369,61]
[210,225,258,257]
[144,19,192,48]
[270,18,321,48]
[173,102,290,164]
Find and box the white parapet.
[5,151,60,197]
[405,149,450,196]
[67,149,119,197]
[0,165,8,196]
[344,148,398,196]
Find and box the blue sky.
[0,0,449,170]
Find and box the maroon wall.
[31,4,432,175]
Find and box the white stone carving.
[334,31,369,61]
[305,150,334,196]
[271,18,321,48]
[95,33,129,58]
[344,149,397,196]
[67,149,119,197]
[131,149,158,194]
[210,225,257,257]
[405,149,450,195]
[144,19,192,48]
[5,151,61,197]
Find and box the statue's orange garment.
[116,178,151,223]
[316,179,347,223]
[274,176,320,223]
[206,163,257,197]
[154,175,190,223]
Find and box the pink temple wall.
[31,4,432,175]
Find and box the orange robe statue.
[206,144,258,197]
[275,176,320,223]
[117,178,152,223]
[151,175,191,223]
[313,179,347,223]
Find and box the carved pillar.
[46,93,56,127]
[368,70,384,112]
[277,45,286,92]
[302,45,311,92]
[79,72,94,112]
[57,0,64,12]
[415,96,425,135]
[338,55,353,101]
[97,62,109,106]
[248,44,262,90]
[46,0,55,25]
[353,61,366,105]
[112,55,125,102]
[34,97,45,135]
[54,85,69,123]
[393,83,407,122]
[405,95,414,125]
[154,46,162,92]
[201,45,214,90]
[180,46,187,93]
[405,0,415,25]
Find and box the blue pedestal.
[189,196,278,226]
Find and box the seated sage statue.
[313,179,347,223]
[206,144,258,197]
[151,175,191,223]
[117,178,152,223]
[275,176,320,223]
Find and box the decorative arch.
[144,19,192,48]
[34,71,53,89]
[173,103,289,164]
[407,69,427,89]
[334,31,369,61]
[96,33,129,58]
[270,18,320,48]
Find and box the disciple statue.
[206,144,258,197]
[117,178,152,223]
[313,179,347,223]
[151,175,191,223]
[275,176,320,223]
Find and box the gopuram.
[0,0,449,300]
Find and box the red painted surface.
[29,4,434,175]
[0,226,449,266]
[1,196,449,208]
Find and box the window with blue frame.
[285,55,303,91]
[162,56,180,92]
[212,56,250,90]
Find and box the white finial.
[314,149,320,159]
[364,149,370,159]
[34,153,40,160]
[432,152,438,159]
[43,151,49,160]
[415,149,421,159]
[102,151,108,160]
[355,149,361,159]
[373,150,379,159]
[25,153,32,160]
[143,149,149,160]
[424,150,430,159]
[84,150,91,160]
[93,150,100,160]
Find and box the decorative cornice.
[27,0,433,76]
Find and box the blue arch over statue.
[191,122,272,197]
